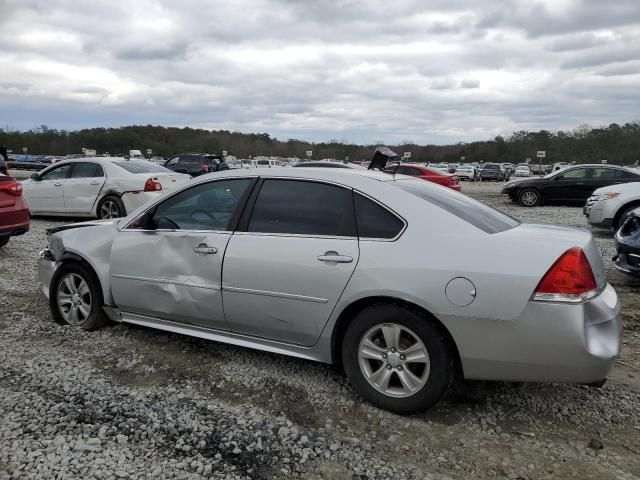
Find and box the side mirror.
[30,173,40,181]
[128,211,156,230]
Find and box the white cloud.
[0,0,639,144]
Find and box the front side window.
[248,179,356,236]
[557,168,588,180]
[151,179,252,231]
[165,156,180,167]
[71,162,104,178]
[355,193,404,239]
[41,164,72,180]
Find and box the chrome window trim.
[233,231,358,241]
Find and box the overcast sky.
[1,0,639,145]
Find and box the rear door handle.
[90,181,101,186]
[193,244,218,255]
[317,251,353,263]
[53,182,62,187]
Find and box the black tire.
[50,262,108,331]
[614,204,640,230]
[341,304,454,414]
[0,236,9,248]
[518,188,541,207]
[97,195,126,219]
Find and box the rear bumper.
[452,284,621,384]
[0,202,30,237]
[121,191,162,215]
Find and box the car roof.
[191,167,398,184]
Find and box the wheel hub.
[387,352,402,368]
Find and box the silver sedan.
[37,168,622,413]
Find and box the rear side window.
[396,179,519,234]
[71,162,104,178]
[355,193,404,239]
[248,180,356,236]
[113,160,172,174]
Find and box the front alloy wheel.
[56,273,92,326]
[50,263,108,331]
[519,189,540,207]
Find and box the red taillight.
[201,163,209,172]
[0,180,23,196]
[533,247,597,302]
[144,178,163,192]
[450,175,459,184]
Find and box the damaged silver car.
[38,168,622,413]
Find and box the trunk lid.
[134,172,190,192]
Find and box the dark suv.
[480,163,509,181]
[164,153,229,177]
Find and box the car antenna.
[367,146,400,171]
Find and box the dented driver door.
[109,178,255,330]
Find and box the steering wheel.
[189,208,216,225]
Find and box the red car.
[385,163,461,191]
[0,175,30,248]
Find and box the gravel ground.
[1,182,639,480]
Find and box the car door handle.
[89,181,101,186]
[317,252,353,263]
[53,182,62,187]
[193,244,218,255]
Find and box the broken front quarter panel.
[48,220,121,304]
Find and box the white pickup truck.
[585,181,640,229]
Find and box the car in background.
[514,165,531,177]
[164,153,229,177]
[585,182,640,230]
[0,174,30,248]
[431,163,450,174]
[38,168,621,414]
[613,207,640,277]
[480,163,508,181]
[503,164,640,207]
[500,163,514,175]
[22,158,190,219]
[455,165,477,181]
[384,163,461,191]
[294,161,365,169]
[256,159,285,168]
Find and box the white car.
[22,158,190,219]
[585,182,640,229]
[514,166,531,177]
[455,165,476,181]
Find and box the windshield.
[112,160,173,174]
[395,179,519,233]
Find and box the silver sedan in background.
[38,168,621,413]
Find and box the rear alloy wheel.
[50,263,107,331]
[615,204,640,230]
[342,304,453,414]
[518,188,540,207]
[97,195,125,219]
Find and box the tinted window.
[558,168,588,180]
[615,169,640,179]
[248,180,356,236]
[71,162,104,178]
[41,164,72,180]
[396,179,519,234]
[113,160,172,174]
[403,167,422,176]
[483,164,500,170]
[166,156,180,166]
[152,179,252,231]
[355,194,404,239]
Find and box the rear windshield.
[112,160,172,174]
[395,179,519,234]
[483,164,500,169]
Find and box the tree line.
[1,121,639,165]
